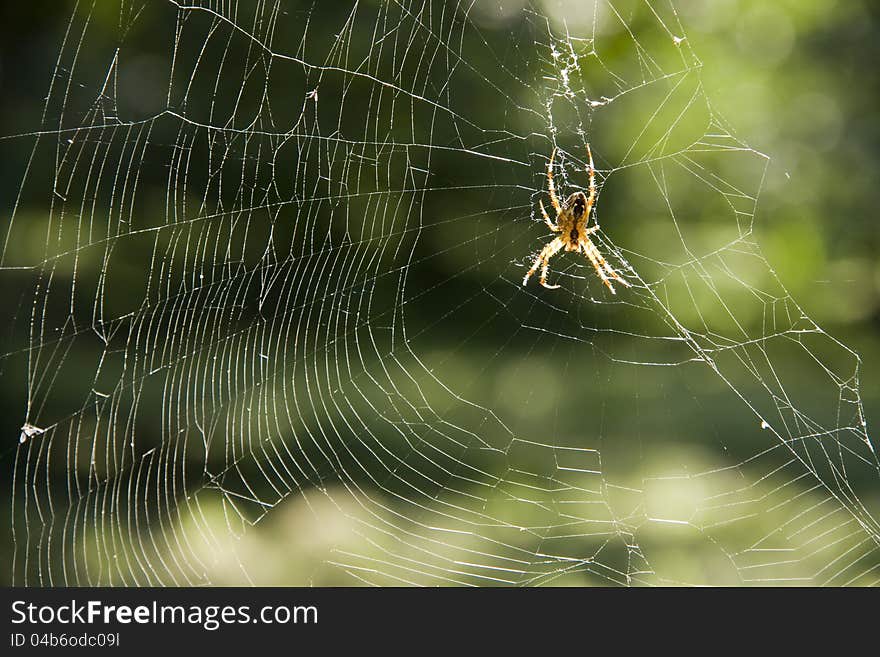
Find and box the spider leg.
[581,238,631,293]
[539,242,564,289]
[602,255,631,288]
[523,237,564,289]
[546,148,562,215]
[594,237,632,288]
[539,200,560,232]
[580,239,616,294]
[585,143,596,216]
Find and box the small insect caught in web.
[522,144,631,294]
[19,423,45,444]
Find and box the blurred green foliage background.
[0,0,878,585]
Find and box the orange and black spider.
[522,144,631,294]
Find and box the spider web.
[3,0,878,586]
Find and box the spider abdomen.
[568,192,587,219]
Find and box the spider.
[522,144,631,294]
